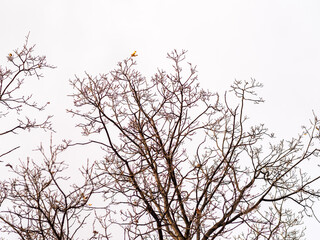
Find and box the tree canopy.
[0,39,320,240]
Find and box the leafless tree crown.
[1,41,320,240]
[68,50,320,239]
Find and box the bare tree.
[0,36,103,239]
[0,138,98,240]
[69,50,320,240]
[1,38,319,239]
[0,34,54,160]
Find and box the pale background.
[0,0,319,239]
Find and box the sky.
[1,0,320,238]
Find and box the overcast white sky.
[1,0,320,238]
